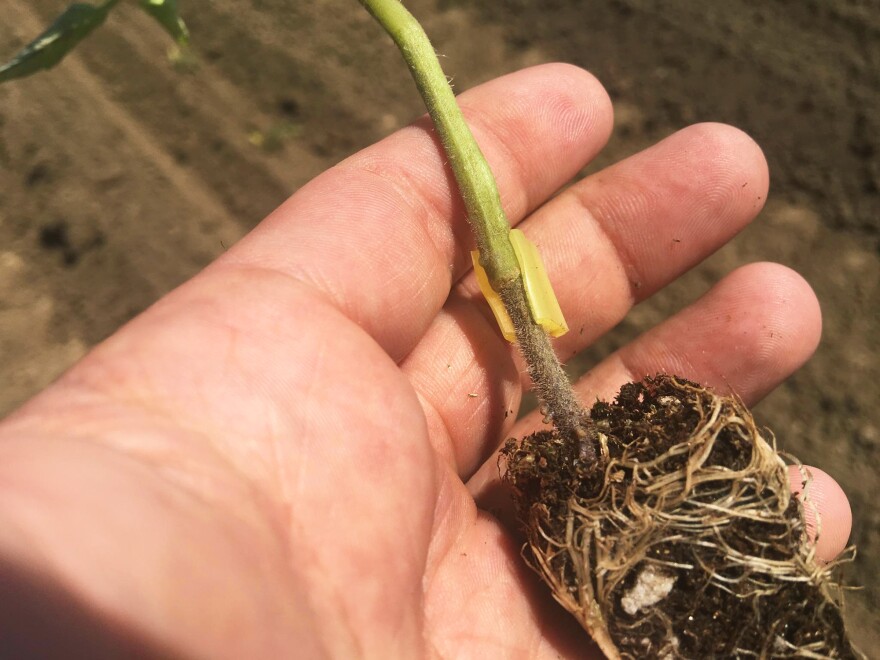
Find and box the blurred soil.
[1,0,877,650]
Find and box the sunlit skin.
[0,65,851,658]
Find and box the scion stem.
[358,0,516,286]
[359,0,594,462]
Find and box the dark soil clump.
[502,375,860,659]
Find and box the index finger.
[215,64,613,360]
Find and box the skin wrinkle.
[403,258,445,325]
[333,225,441,353]
[616,264,817,398]
[63,402,293,563]
[286,318,328,497]
[203,262,355,377]
[21,386,254,513]
[508,132,766,368]
[558,221,623,337]
[427,528,513,657]
[574,178,660,299]
[416,391,458,467]
[351,151,459,269]
[222,187,433,359]
[296,350,433,656]
[297,158,454,360]
[551,198,635,329]
[389,501,437,656]
[423,461,476,589]
[304,537,364,658]
[406,305,517,474]
[286,398,433,657]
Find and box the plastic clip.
[470,229,568,343]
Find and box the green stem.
[357,0,517,288]
[359,0,595,462]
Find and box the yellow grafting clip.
[471,249,517,341]
[470,228,568,343]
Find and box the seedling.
[1,1,861,657]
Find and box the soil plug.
[502,375,860,658]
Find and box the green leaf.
[0,3,114,83]
[139,0,189,45]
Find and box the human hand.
[0,64,852,658]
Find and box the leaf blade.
[0,3,112,83]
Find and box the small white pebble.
[621,564,676,615]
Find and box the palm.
[0,65,850,659]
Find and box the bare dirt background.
[1,0,877,651]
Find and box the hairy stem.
[359,0,594,461]
[498,281,595,461]
[357,0,516,286]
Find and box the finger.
[545,261,823,412]
[789,465,853,562]
[517,121,770,363]
[218,63,613,361]
[468,262,822,507]
[404,124,769,477]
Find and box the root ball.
[501,375,860,659]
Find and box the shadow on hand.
[0,557,182,660]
